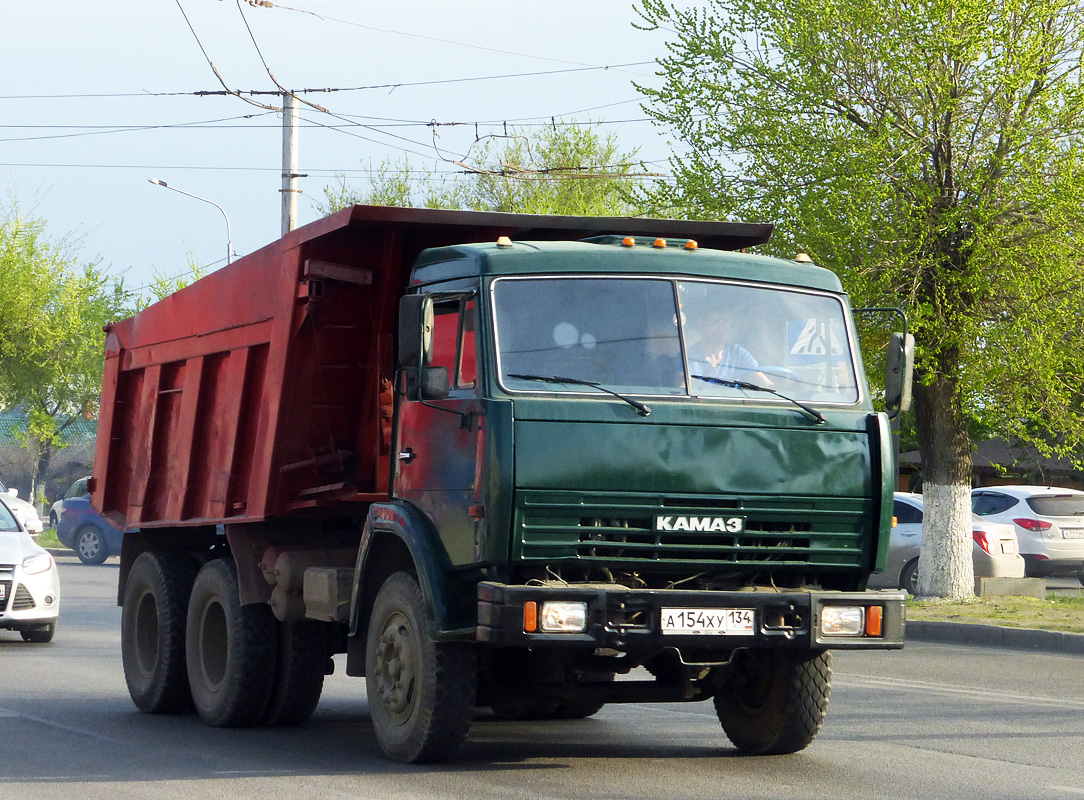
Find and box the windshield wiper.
[691,375,826,424]
[507,373,651,417]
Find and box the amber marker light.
[684,240,699,250]
[524,601,538,632]
[621,236,636,247]
[865,605,884,637]
[653,238,667,248]
[497,236,513,247]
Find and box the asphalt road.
[2,557,1083,800]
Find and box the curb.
[907,620,1084,655]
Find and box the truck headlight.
[820,605,864,636]
[540,601,588,633]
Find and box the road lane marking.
[0,707,125,742]
[835,672,1084,709]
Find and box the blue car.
[54,477,125,565]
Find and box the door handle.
[398,448,417,464]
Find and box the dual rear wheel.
[121,552,328,726]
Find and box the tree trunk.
[913,374,975,599]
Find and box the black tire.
[1078,572,1084,589]
[714,648,832,755]
[20,622,56,643]
[261,620,329,726]
[122,551,198,713]
[366,571,476,763]
[49,511,58,528]
[550,700,606,719]
[186,558,277,727]
[75,526,108,565]
[900,559,919,595]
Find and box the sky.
[3,1,681,299]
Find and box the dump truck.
[93,205,909,763]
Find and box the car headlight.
[22,552,54,575]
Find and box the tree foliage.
[637,0,1084,597]
[321,122,644,216]
[0,206,129,503]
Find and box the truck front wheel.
[186,558,277,727]
[714,648,831,755]
[121,551,198,713]
[366,571,476,763]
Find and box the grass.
[908,594,1084,634]
[35,527,63,549]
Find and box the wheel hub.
[375,612,416,720]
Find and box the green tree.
[637,0,1084,597]
[0,207,130,504]
[321,122,645,216]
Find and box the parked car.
[0,493,59,642]
[54,476,124,565]
[0,478,44,536]
[868,492,1025,593]
[971,485,1084,584]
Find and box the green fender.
[350,500,479,643]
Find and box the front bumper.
[0,564,60,630]
[477,582,905,651]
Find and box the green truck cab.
[368,233,905,758]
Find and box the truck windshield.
[492,277,859,404]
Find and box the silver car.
[0,495,60,642]
[868,492,1024,593]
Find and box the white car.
[972,485,1084,584]
[0,478,44,535]
[868,492,1024,593]
[0,494,59,642]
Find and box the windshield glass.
[0,500,19,532]
[492,277,859,404]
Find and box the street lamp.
[148,178,233,266]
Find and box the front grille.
[11,585,35,611]
[515,491,871,569]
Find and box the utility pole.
[281,92,300,235]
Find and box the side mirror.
[405,366,451,401]
[885,332,914,418]
[6,487,17,498]
[398,294,434,368]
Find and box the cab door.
[393,294,484,566]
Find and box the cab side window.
[429,295,478,394]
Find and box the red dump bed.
[92,205,771,529]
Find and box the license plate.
[0,584,5,601]
[1062,528,1084,539]
[661,607,755,635]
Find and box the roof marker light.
[621,236,636,247]
[795,252,813,263]
[497,236,513,247]
[684,240,698,250]
[653,238,667,248]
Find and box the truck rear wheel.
[262,620,329,726]
[366,571,476,763]
[714,648,831,755]
[186,558,277,727]
[121,551,198,713]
